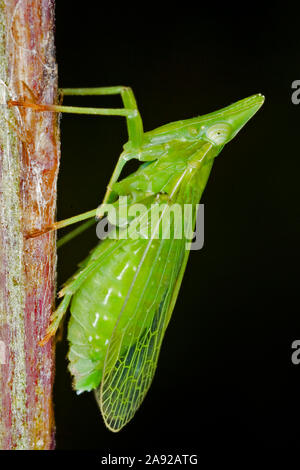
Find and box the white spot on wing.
[103,288,113,305]
[92,312,100,328]
[117,263,129,280]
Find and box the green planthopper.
[9,87,264,431]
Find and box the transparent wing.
[95,183,198,431]
[97,237,185,431]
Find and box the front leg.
[8,86,145,240]
[60,86,144,148]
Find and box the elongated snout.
[220,93,265,140]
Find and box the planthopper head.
[146,93,264,151]
[118,94,264,203]
[201,93,265,147]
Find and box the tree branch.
[0,0,59,450]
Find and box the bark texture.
[0,0,59,449]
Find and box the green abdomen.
[67,237,148,391]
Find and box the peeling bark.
[0,0,59,450]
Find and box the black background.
[52,2,299,460]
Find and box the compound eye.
[206,123,232,145]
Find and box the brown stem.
[0,0,59,449]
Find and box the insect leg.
[41,147,130,245]
[60,86,144,148]
[47,87,144,203]
[39,293,72,346]
[59,88,144,204]
[26,148,128,239]
[9,87,144,239]
[9,86,143,147]
[57,219,96,249]
[40,237,121,345]
[40,253,103,345]
[27,207,98,238]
